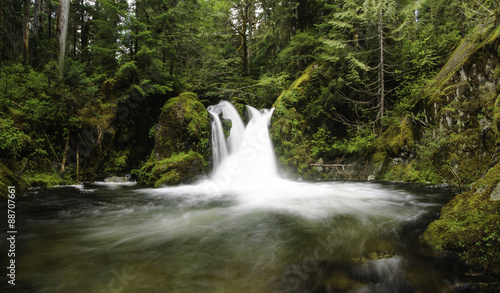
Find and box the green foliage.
[278,30,322,72]
[0,117,31,158]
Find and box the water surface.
[1,181,471,293]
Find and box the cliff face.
[419,23,500,278]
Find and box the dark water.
[0,181,477,293]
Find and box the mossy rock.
[153,92,210,160]
[421,162,500,277]
[136,151,205,187]
[0,162,30,197]
[137,92,210,187]
[270,64,318,178]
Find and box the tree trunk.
[48,0,52,40]
[377,7,385,123]
[134,1,139,60]
[60,131,71,174]
[33,0,41,37]
[76,140,79,185]
[0,0,3,64]
[23,0,30,65]
[56,0,71,77]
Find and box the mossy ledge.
[134,92,210,187]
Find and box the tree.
[57,0,71,77]
[319,0,403,131]
[23,0,29,65]
[230,0,257,76]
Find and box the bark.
[56,0,71,77]
[23,0,30,65]
[377,7,385,122]
[48,0,52,39]
[0,0,3,62]
[60,131,71,174]
[33,0,41,37]
[232,0,254,76]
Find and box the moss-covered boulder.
[136,92,210,186]
[153,92,210,160]
[0,162,30,197]
[421,162,500,277]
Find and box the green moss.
[422,162,500,277]
[154,92,210,160]
[269,64,319,178]
[379,116,416,156]
[427,20,500,102]
[136,151,205,187]
[493,94,500,139]
[135,92,210,187]
[23,172,67,188]
[104,149,131,175]
[0,163,30,197]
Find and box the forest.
[0,0,499,184]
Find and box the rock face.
[135,92,210,187]
[417,22,500,281]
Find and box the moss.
[422,162,500,277]
[136,92,210,187]
[0,162,30,197]
[154,92,210,160]
[493,94,500,138]
[427,20,500,102]
[270,64,319,178]
[23,172,67,188]
[136,151,205,187]
[380,116,417,156]
[104,149,131,175]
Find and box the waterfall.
[207,101,279,193]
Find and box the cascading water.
[206,101,280,194]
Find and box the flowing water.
[1,102,473,292]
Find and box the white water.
[145,101,431,222]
